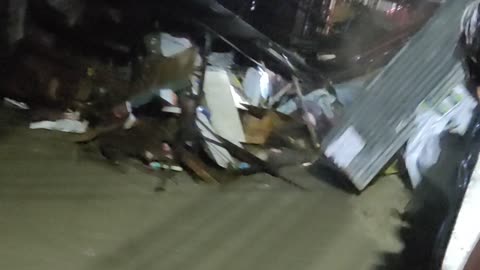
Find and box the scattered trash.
[383,161,400,176]
[63,110,81,121]
[162,106,182,114]
[150,161,163,170]
[149,161,184,172]
[237,162,251,170]
[196,106,235,168]
[3,98,29,110]
[177,146,218,183]
[2,2,338,191]
[169,165,184,172]
[317,54,337,61]
[145,33,192,57]
[243,67,271,107]
[123,113,137,130]
[145,151,155,161]
[30,119,89,134]
[162,143,174,160]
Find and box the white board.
[204,69,246,145]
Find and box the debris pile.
[1,1,342,190]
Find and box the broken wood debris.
[0,1,342,191]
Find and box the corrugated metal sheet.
[321,0,470,191]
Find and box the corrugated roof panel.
[321,0,469,190]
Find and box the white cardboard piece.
[204,69,246,145]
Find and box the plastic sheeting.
[243,67,271,107]
[405,85,477,187]
[277,89,336,117]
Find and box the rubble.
[1,0,456,195]
[0,0,343,191]
[2,3,477,269]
